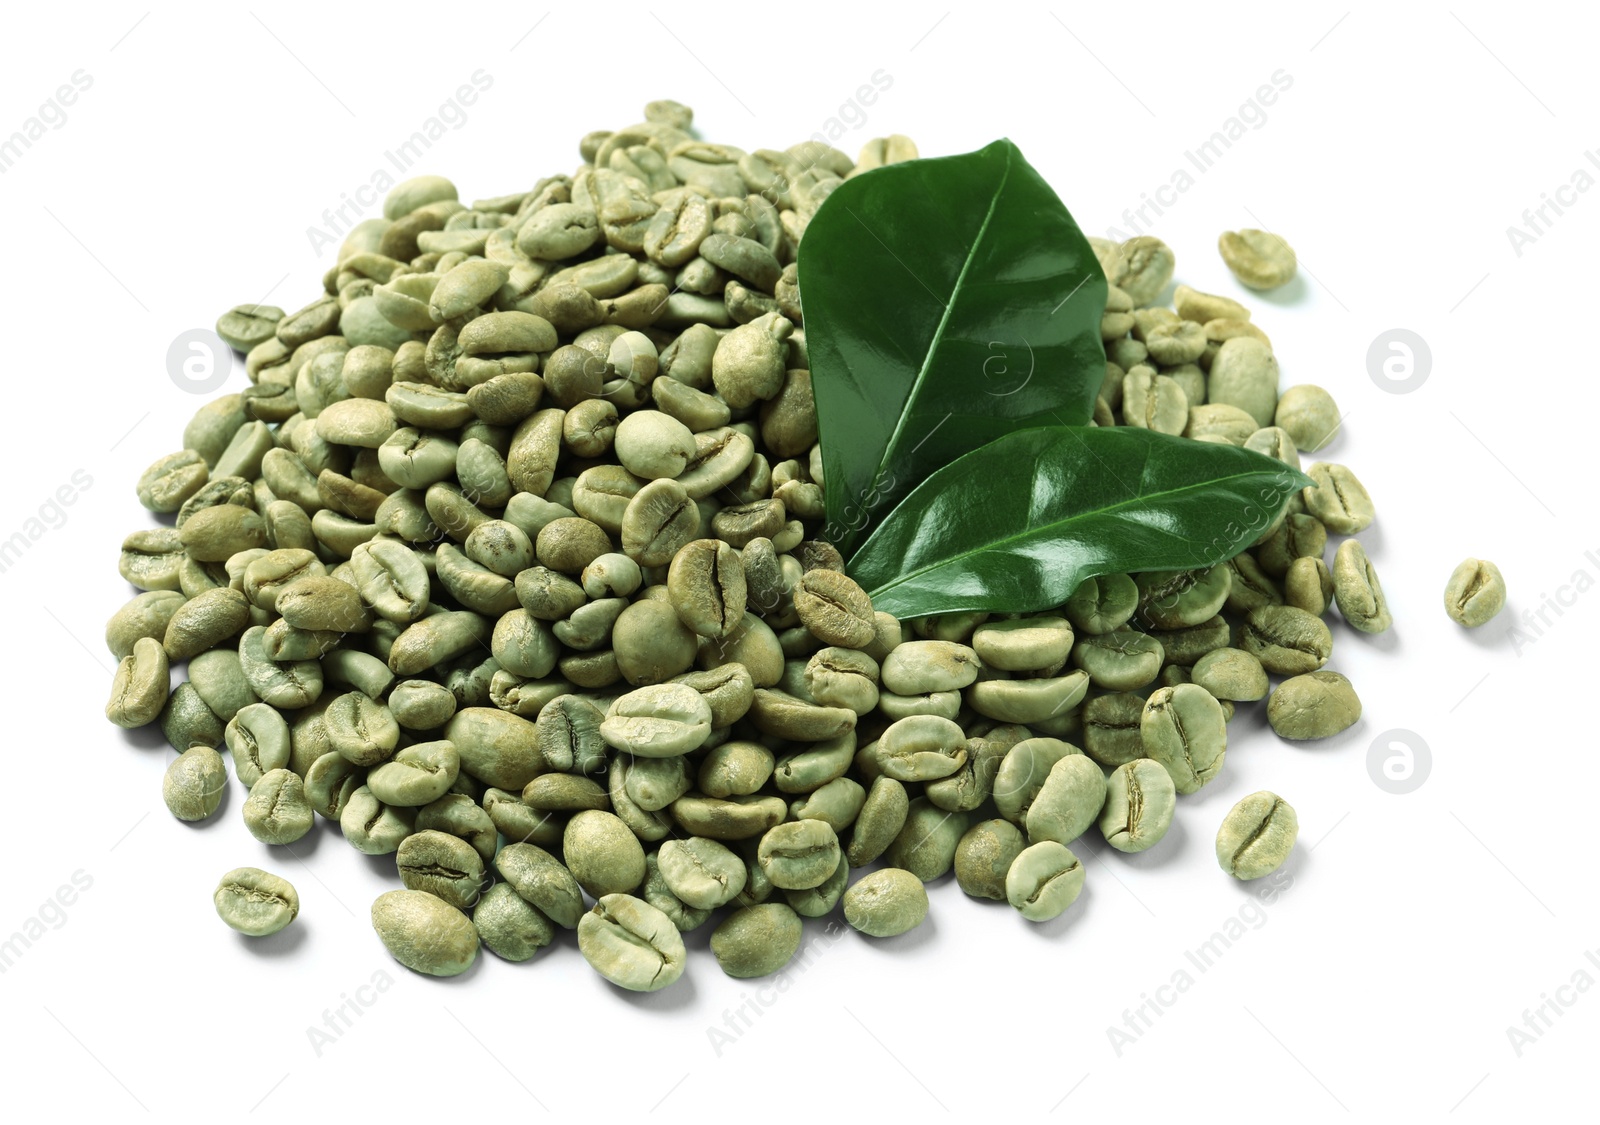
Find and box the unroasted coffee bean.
[1444,558,1506,628]
[215,867,298,936]
[792,568,875,649]
[372,889,479,977]
[1218,228,1296,290]
[1240,605,1333,676]
[1141,684,1226,794]
[1267,671,1361,740]
[1332,539,1392,634]
[1216,791,1298,878]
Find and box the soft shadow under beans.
[609,967,699,1012]
[1455,607,1515,652]
[236,918,311,958]
[1023,882,1093,940]
[853,901,940,955]
[1116,813,1189,872]
[118,723,171,754]
[1245,273,1308,309]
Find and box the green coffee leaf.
[798,139,1107,557]
[848,427,1313,618]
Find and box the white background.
[0,2,1592,1120]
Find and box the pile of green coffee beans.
[108,101,1415,988]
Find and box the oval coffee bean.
[953,818,1028,901]
[163,745,228,821]
[371,889,479,977]
[214,867,299,936]
[1267,671,1361,740]
[577,893,686,991]
[395,829,486,909]
[1098,759,1176,854]
[1215,791,1298,879]
[600,683,712,757]
[242,768,315,844]
[793,568,875,649]
[1239,606,1333,676]
[106,637,170,728]
[1444,557,1506,627]
[1141,684,1227,795]
[1005,840,1085,922]
[710,903,802,977]
[843,867,929,937]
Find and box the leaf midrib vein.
[870,146,1014,495]
[865,469,1276,598]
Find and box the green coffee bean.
[341,785,416,854]
[1098,760,1176,853]
[793,567,875,649]
[711,903,803,977]
[1303,462,1374,535]
[495,842,584,928]
[758,819,842,890]
[1082,692,1146,767]
[396,829,486,909]
[1283,556,1334,616]
[1207,337,1278,428]
[1072,629,1163,691]
[243,768,315,844]
[993,737,1078,825]
[107,637,171,729]
[971,616,1074,671]
[1065,573,1139,635]
[160,681,225,752]
[1218,228,1296,290]
[1025,755,1108,846]
[389,679,457,730]
[1267,671,1361,740]
[564,810,646,897]
[473,883,555,962]
[954,818,1027,901]
[304,752,364,821]
[163,745,228,821]
[445,707,543,789]
[1332,539,1391,634]
[836,778,902,868]
[1444,558,1507,627]
[225,703,291,787]
[106,590,188,661]
[1240,605,1333,676]
[367,741,460,806]
[874,715,968,782]
[577,893,687,991]
[657,836,747,909]
[1006,841,1085,922]
[886,797,966,881]
[1275,384,1340,452]
[1216,791,1298,879]
[1191,648,1269,701]
[1142,684,1227,794]
[371,889,479,977]
[843,867,929,937]
[214,867,298,936]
